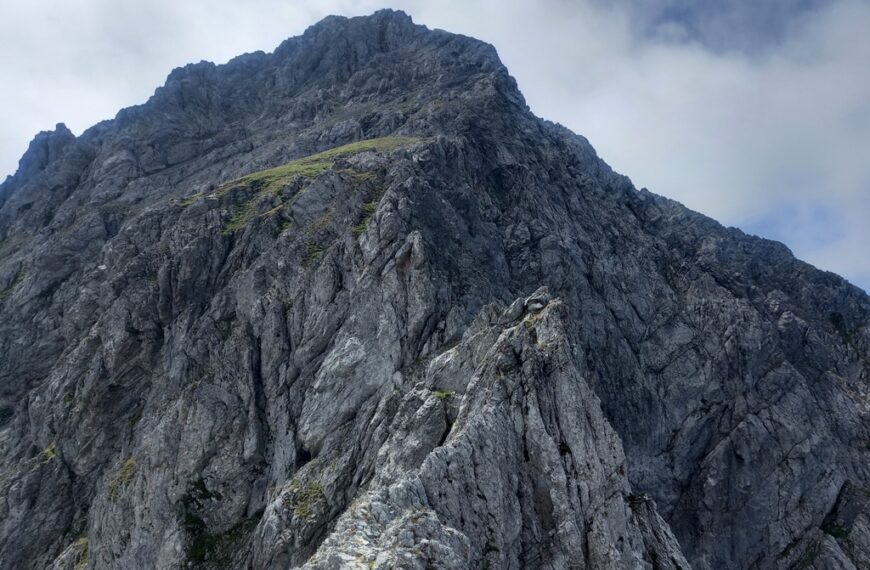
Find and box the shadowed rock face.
[0,9,868,570]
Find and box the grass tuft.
[223,202,255,234]
[282,481,325,520]
[73,536,89,570]
[305,244,324,265]
[108,458,136,502]
[217,138,415,235]
[259,203,286,218]
[353,201,379,237]
[179,192,204,207]
[217,137,418,196]
[32,442,57,466]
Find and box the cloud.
[614,0,833,53]
[1,0,868,290]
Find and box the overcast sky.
[1,0,868,291]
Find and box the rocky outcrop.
[0,9,868,570]
[290,289,690,570]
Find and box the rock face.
[0,9,868,570]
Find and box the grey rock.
[0,8,868,570]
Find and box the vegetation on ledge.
[218,136,419,196]
[107,458,136,502]
[73,536,89,570]
[432,390,452,401]
[219,137,416,234]
[283,480,326,520]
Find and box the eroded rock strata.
[1,9,868,570]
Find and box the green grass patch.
[32,442,56,466]
[432,390,452,401]
[218,138,414,234]
[305,244,324,265]
[259,202,286,218]
[282,481,325,520]
[179,192,204,207]
[217,137,418,196]
[223,202,255,234]
[352,201,379,237]
[108,458,136,502]
[73,536,89,570]
[339,169,379,184]
[351,222,368,237]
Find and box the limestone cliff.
[1,10,868,570]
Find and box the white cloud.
[1,0,867,290]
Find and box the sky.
[1,0,868,291]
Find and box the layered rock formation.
[0,9,868,570]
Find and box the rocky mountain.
[1,9,868,570]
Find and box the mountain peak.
[14,122,75,179]
[0,10,867,570]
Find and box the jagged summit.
[1,9,535,236]
[1,10,868,570]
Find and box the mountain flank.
[1,9,868,570]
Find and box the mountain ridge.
[1,9,868,570]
